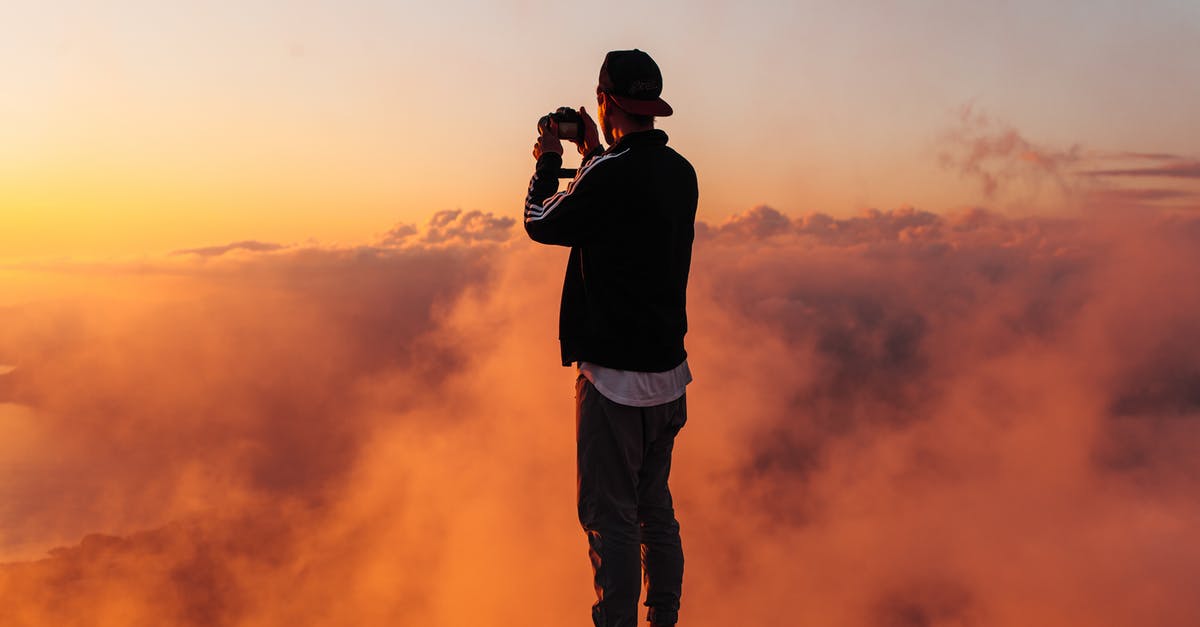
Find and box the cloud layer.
[2,205,1200,626]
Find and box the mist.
[2,205,1199,626]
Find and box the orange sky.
[3,0,1198,261]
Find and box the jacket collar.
[610,128,668,151]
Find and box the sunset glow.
[2,1,1200,625]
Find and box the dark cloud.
[0,504,442,626]
[871,580,980,627]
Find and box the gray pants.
[575,374,687,627]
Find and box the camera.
[544,107,583,143]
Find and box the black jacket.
[524,129,698,371]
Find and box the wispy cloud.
[170,240,287,257]
[1084,188,1196,203]
[938,104,1083,198]
[938,106,1200,214]
[1082,160,1200,179]
[1104,151,1188,162]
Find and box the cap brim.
[609,94,673,117]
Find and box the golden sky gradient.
[3,0,1198,261]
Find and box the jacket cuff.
[536,151,563,173]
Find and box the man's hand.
[576,106,602,157]
[533,114,564,160]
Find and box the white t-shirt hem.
[588,382,686,408]
[576,358,692,407]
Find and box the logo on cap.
[629,79,661,97]
[598,49,674,117]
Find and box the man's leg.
[576,375,643,627]
[639,394,687,626]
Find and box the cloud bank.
[2,205,1200,626]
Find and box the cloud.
[377,209,516,246]
[1082,160,1200,179]
[1107,152,1188,162]
[376,222,418,246]
[170,240,287,257]
[937,107,1200,214]
[3,205,1200,625]
[870,579,980,627]
[938,104,1083,198]
[0,228,506,559]
[1084,188,1195,202]
[702,204,946,247]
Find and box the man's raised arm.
[523,106,612,247]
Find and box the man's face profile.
[596,88,615,147]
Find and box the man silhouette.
[523,49,698,627]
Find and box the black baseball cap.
[598,49,673,117]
